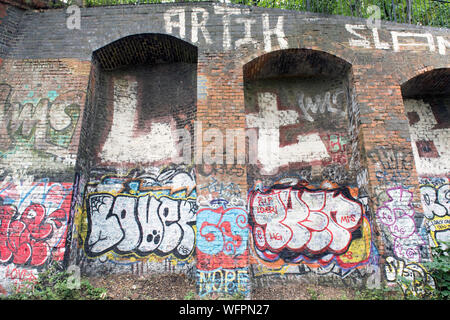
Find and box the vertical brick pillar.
[195,51,250,298]
[352,65,429,283]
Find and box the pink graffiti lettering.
[376,187,426,262]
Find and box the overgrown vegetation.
[356,243,450,300]
[1,263,107,300]
[58,0,449,28]
[1,244,448,300]
[423,243,450,299]
[355,286,404,300]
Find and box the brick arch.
[92,33,198,71]
[70,30,200,274]
[242,48,352,81]
[401,67,450,99]
[242,47,357,184]
[396,63,450,90]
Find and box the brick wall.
[0,2,448,297]
[0,2,23,65]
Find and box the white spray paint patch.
[100,77,177,164]
[246,92,330,174]
[404,99,450,176]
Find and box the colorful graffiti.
[376,187,427,262]
[248,182,372,269]
[0,178,72,267]
[419,177,450,250]
[385,256,435,297]
[195,173,250,297]
[82,168,197,261]
[0,85,83,158]
[196,206,249,270]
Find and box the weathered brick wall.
[77,38,198,276]
[0,2,23,64]
[0,2,448,297]
[0,57,90,293]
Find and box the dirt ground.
[88,273,359,300]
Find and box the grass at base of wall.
[1,263,107,300]
[1,259,448,300]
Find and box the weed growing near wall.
[423,242,450,300]
[2,263,107,300]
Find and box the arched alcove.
[244,49,353,182]
[244,49,375,288]
[402,68,450,252]
[72,34,198,276]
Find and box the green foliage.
[423,243,450,300]
[380,243,449,300]
[306,287,320,300]
[184,290,196,300]
[2,263,107,300]
[355,285,404,300]
[71,0,449,28]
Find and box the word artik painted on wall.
[249,185,364,266]
[164,5,287,52]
